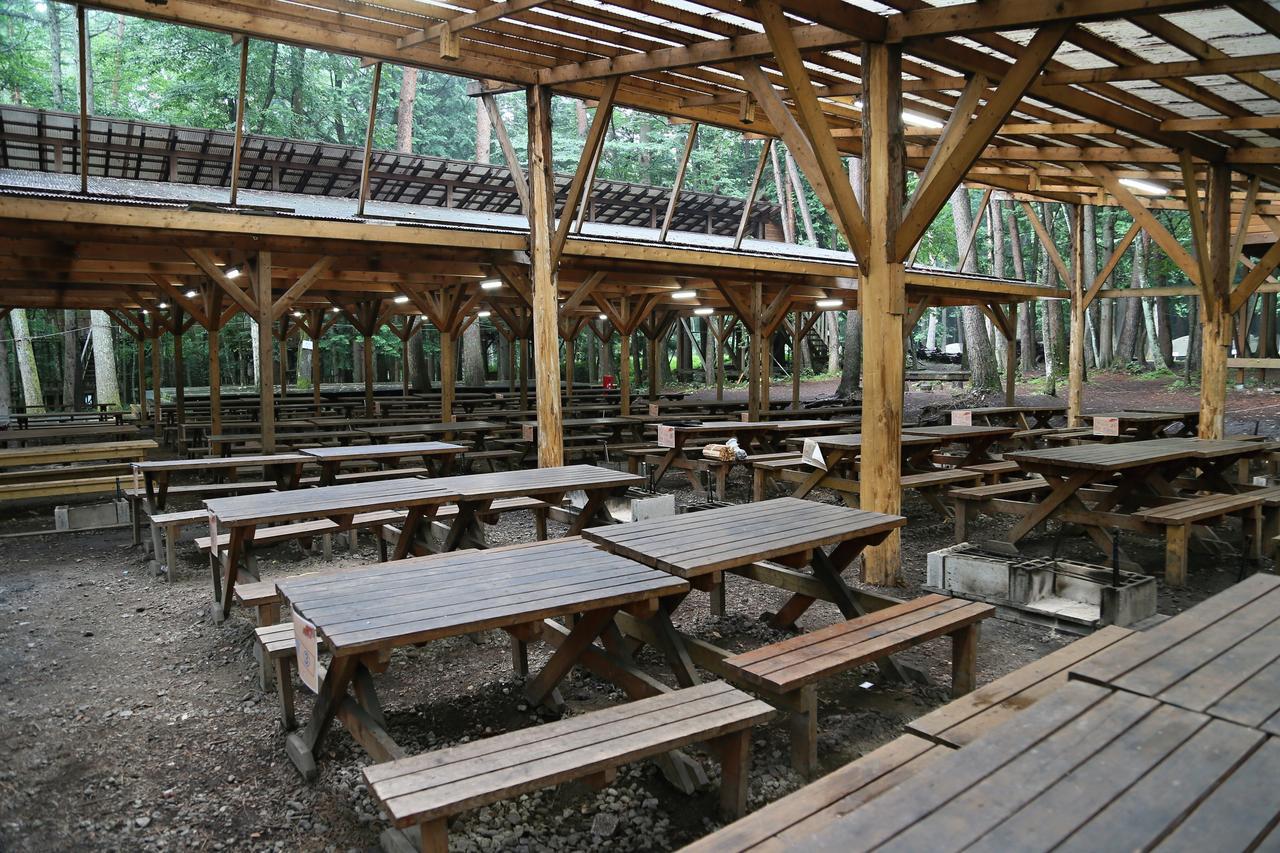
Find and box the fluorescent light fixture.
[185,289,198,298]
[671,289,697,299]
[223,266,241,279]
[1119,177,1165,196]
[816,298,843,308]
[477,310,491,318]
[394,295,410,304]
[292,310,303,318]
[157,301,168,309]
[693,307,715,316]
[480,279,503,290]
[903,110,945,129]
[141,309,149,315]
[599,314,608,321]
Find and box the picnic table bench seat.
[905,624,1133,749]
[1133,486,1280,585]
[721,593,993,773]
[254,622,328,730]
[0,460,134,484]
[363,681,775,853]
[376,495,550,554]
[960,459,1022,483]
[679,733,948,853]
[750,457,981,514]
[950,477,1051,540]
[0,474,128,501]
[455,448,523,472]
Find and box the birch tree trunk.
[835,156,863,397]
[825,313,839,374]
[0,320,11,423]
[10,310,44,412]
[249,317,261,386]
[396,66,430,391]
[90,309,120,406]
[925,309,938,350]
[61,309,78,408]
[950,189,999,389]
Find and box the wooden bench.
[960,460,1022,484]
[905,624,1133,749]
[949,477,1050,541]
[363,682,775,853]
[1134,486,1280,585]
[680,733,948,852]
[377,495,549,553]
[456,448,523,472]
[899,469,983,517]
[196,509,408,569]
[751,459,981,515]
[146,509,208,581]
[0,474,127,501]
[722,594,994,775]
[0,461,133,484]
[254,622,326,730]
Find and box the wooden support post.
[440,329,455,423]
[749,283,762,420]
[791,312,802,408]
[256,252,276,454]
[564,335,575,400]
[527,85,564,468]
[1068,205,1086,427]
[208,323,221,438]
[136,328,148,426]
[619,331,631,416]
[357,61,383,218]
[519,336,530,412]
[647,332,659,403]
[1201,164,1233,440]
[860,41,906,586]
[150,321,162,427]
[1005,302,1018,406]
[173,312,185,428]
[76,5,89,195]
[278,318,289,398]
[229,38,249,207]
[362,333,374,417]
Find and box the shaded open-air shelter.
[2,0,1279,584]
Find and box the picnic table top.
[800,432,942,451]
[901,424,1018,439]
[1128,405,1202,417]
[1087,410,1187,423]
[0,423,138,439]
[0,439,157,467]
[794,678,1279,852]
[207,430,365,444]
[132,453,312,472]
[582,496,906,578]
[360,420,505,436]
[517,417,637,429]
[1008,437,1271,472]
[300,442,465,462]
[205,476,453,526]
[654,419,784,434]
[438,464,642,501]
[956,403,1067,415]
[278,537,688,656]
[1070,572,1280,736]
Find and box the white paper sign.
[1093,416,1121,437]
[521,423,537,441]
[648,402,661,417]
[657,424,677,448]
[951,410,973,426]
[293,612,321,694]
[801,438,827,471]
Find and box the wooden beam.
[1043,51,1280,85]
[658,123,698,242]
[399,0,554,51]
[229,37,249,207]
[1229,238,1280,313]
[1086,163,1202,285]
[184,249,258,316]
[483,93,531,216]
[147,274,209,328]
[896,24,1070,261]
[1067,204,1085,427]
[1200,165,1233,440]
[271,256,335,321]
[1231,175,1262,271]
[255,251,275,454]
[550,77,618,265]
[1180,151,1212,295]
[753,0,869,263]
[1019,201,1072,284]
[356,61,383,218]
[1084,223,1141,308]
[886,0,1215,41]
[956,188,992,273]
[734,139,772,251]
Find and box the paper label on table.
[207,512,218,553]
[1093,416,1120,436]
[801,438,827,471]
[657,425,677,448]
[521,423,536,441]
[293,612,321,694]
[951,410,973,426]
[648,402,661,417]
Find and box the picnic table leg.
[714,730,751,820]
[950,623,980,697]
[217,525,253,622]
[442,500,490,551]
[524,606,619,710]
[566,490,614,535]
[647,604,700,688]
[394,505,439,559]
[285,654,358,781]
[790,685,819,778]
[1165,525,1191,587]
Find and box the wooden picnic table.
[131,453,310,510]
[646,419,857,487]
[277,537,689,779]
[300,442,465,485]
[205,477,457,619]
[518,417,643,445]
[1088,410,1186,440]
[1070,571,1280,733]
[902,424,1017,464]
[584,497,905,632]
[0,423,139,446]
[950,403,1066,429]
[8,409,127,428]
[361,420,505,448]
[0,439,156,469]
[780,432,943,499]
[996,438,1273,566]
[1130,405,1201,436]
[790,676,1280,852]
[208,429,366,455]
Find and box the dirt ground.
[0,373,1274,852]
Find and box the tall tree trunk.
[48,3,64,109]
[10,310,44,412]
[836,156,863,397]
[61,309,77,408]
[0,317,11,423]
[768,144,794,244]
[1098,212,1115,366]
[951,189,999,390]
[395,67,417,152]
[90,309,120,406]
[925,309,938,350]
[785,152,816,245]
[1116,229,1146,364]
[825,312,839,373]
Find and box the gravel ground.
[0,374,1274,852]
